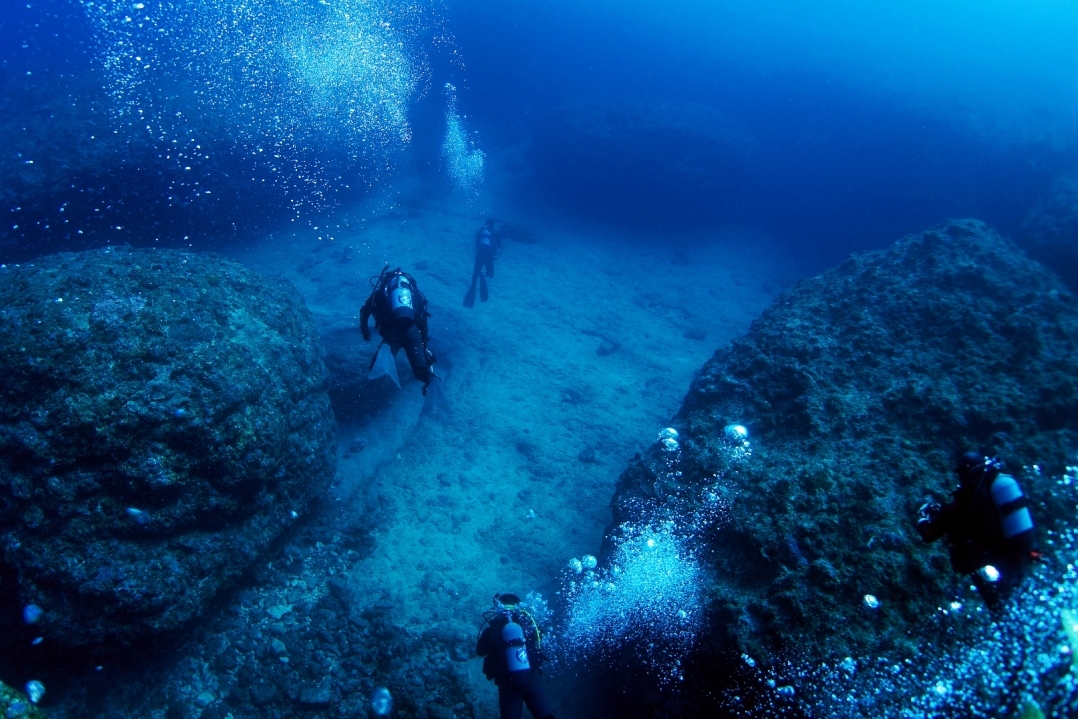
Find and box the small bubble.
[22,604,43,624]
[25,680,45,704]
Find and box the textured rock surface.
[604,220,1078,712]
[0,248,336,651]
[27,498,477,719]
[1022,169,1078,293]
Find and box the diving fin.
[463,282,476,308]
[367,343,401,388]
[479,274,489,303]
[422,375,452,417]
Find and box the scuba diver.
[463,218,500,308]
[360,266,437,393]
[476,593,555,719]
[916,452,1037,597]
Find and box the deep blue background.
[2,0,1076,270]
[442,0,1072,267]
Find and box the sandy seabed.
[234,179,795,716]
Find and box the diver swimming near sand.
[361,266,441,397]
[463,218,500,308]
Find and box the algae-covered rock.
[605,220,1078,709]
[0,248,336,652]
[0,679,48,718]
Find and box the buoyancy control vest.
[478,228,493,247]
[989,473,1035,553]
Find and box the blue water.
[3,0,1076,265]
[3,1,1078,717]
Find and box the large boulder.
[603,220,1078,713]
[1022,169,1078,293]
[0,248,337,652]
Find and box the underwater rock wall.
[604,220,1078,711]
[1023,169,1078,294]
[0,248,336,652]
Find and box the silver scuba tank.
[990,473,1034,549]
[502,619,531,675]
[386,274,415,329]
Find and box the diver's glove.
[917,500,941,525]
[362,327,371,341]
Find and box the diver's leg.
[464,256,482,307]
[498,686,525,719]
[401,326,432,384]
[522,674,554,719]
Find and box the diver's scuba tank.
[478,227,492,247]
[989,473,1035,552]
[501,616,531,683]
[384,271,415,329]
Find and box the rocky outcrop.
[1022,169,1078,293]
[0,248,336,652]
[604,220,1078,712]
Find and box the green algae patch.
[1018,697,1045,719]
[1062,608,1078,669]
[0,680,48,718]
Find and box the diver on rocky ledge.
[360,266,439,395]
[476,593,555,719]
[463,218,500,307]
[916,452,1037,599]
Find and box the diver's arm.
[916,500,955,543]
[416,294,430,344]
[359,295,374,341]
[476,626,493,657]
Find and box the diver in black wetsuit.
[476,593,555,719]
[360,266,436,392]
[464,219,500,307]
[916,452,1037,597]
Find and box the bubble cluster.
[560,521,703,684]
[441,83,485,196]
[721,423,752,463]
[659,427,680,453]
[370,686,392,716]
[25,680,45,704]
[80,0,432,209]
